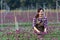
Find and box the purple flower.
[16,29,20,34]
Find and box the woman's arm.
[34,27,40,33]
[44,17,48,32]
[33,18,36,28]
[33,18,40,33]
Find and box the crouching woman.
[33,8,48,36]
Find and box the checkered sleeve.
[32,18,36,28]
[44,17,48,28]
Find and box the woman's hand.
[37,30,40,33]
[44,28,47,32]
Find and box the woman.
[33,8,47,35]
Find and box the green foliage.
[0,0,59,10]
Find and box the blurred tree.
[5,0,20,10]
[0,0,58,10]
[20,0,26,7]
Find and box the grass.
[0,22,60,40]
[0,30,60,40]
[0,28,60,40]
[0,22,60,27]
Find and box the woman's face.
[38,10,44,18]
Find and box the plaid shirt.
[33,17,47,28]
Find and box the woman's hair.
[37,8,44,13]
[35,8,44,18]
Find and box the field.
[0,10,60,40]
